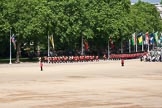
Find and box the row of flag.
[11,33,54,50]
[131,32,162,46]
[11,34,16,49]
[49,34,89,51]
[11,33,88,51]
[11,32,162,51]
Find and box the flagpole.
[52,34,55,51]
[48,32,50,63]
[9,28,12,64]
[136,34,137,52]
[129,39,131,53]
[146,32,149,52]
[142,36,144,52]
[81,35,83,55]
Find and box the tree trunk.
[16,42,21,63]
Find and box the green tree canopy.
[0,0,162,61]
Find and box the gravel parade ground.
[0,60,162,108]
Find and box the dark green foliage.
[0,0,161,61]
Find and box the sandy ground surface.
[0,59,162,108]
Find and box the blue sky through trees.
[131,0,160,3]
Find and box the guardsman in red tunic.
[79,56,82,62]
[92,56,95,61]
[84,56,86,62]
[74,56,78,62]
[103,54,107,60]
[96,56,99,61]
[60,56,63,63]
[57,56,60,63]
[71,56,74,63]
[121,59,124,66]
[44,56,48,63]
[52,57,54,63]
[85,56,88,62]
[64,56,68,63]
[54,57,57,63]
[90,56,93,62]
[39,57,43,71]
[49,57,52,63]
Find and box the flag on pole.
[109,38,115,49]
[137,33,143,45]
[132,33,136,46]
[138,36,143,45]
[160,33,162,43]
[84,39,88,51]
[145,32,149,45]
[150,33,154,45]
[49,34,54,49]
[154,32,158,44]
[11,34,16,49]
